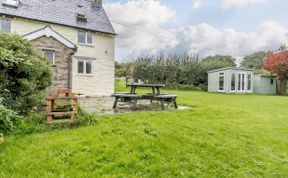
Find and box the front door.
[237,73,246,92]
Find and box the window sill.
[77,43,94,47]
[76,74,94,77]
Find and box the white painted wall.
[10,17,115,96]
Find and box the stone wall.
[32,36,74,93]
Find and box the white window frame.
[230,73,236,92]
[77,59,93,76]
[218,73,225,92]
[237,72,247,93]
[77,31,93,45]
[247,73,252,92]
[0,19,11,33]
[42,50,55,65]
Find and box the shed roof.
[207,67,254,73]
[0,0,116,35]
[254,74,277,78]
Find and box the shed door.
[237,73,246,92]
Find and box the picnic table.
[112,83,177,110]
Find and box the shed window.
[77,31,93,45]
[247,74,252,91]
[77,59,92,75]
[43,50,55,65]
[0,19,11,33]
[219,73,224,91]
[270,79,274,85]
[231,73,236,91]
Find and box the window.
[2,0,19,7]
[238,73,241,91]
[219,73,224,91]
[43,50,55,65]
[77,31,93,45]
[242,73,245,91]
[77,60,92,75]
[247,74,252,91]
[0,19,11,33]
[231,73,236,91]
[270,79,274,85]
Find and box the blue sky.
[104,0,288,62]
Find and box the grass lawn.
[1,80,288,177]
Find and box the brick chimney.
[92,0,102,7]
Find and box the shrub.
[0,33,52,114]
[132,54,236,90]
[0,105,23,133]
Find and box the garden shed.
[253,74,277,94]
[208,67,254,93]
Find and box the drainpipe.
[68,49,77,89]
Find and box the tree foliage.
[133,54,236,90]
[262,49,288,94]
[0,33,52,114]
[115,61,133,77]
[241,51,266,69]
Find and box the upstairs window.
[77,59,92,75]
[43,50,55,65]
[77,31,93,45]
[0,19,11,33]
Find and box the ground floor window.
[43,50,55,65]
[247,74,252,91]
[77,59,92,75]
[219,73,224,91]
[231,73,236,91]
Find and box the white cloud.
[193,0,203,9]
[104,0,178,59]
[173,21,288,63]
[221,0,267,9]
[104,1,288,62]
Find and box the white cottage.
[0,0,115,96]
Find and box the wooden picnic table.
[113,83,177,110]
[126,83,165,95]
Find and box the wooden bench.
[155,94,178,110]
[112,93,140,109]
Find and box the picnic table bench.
[112,83,177,110]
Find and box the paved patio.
[77,96,190,115]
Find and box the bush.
[133,54,236,90]
[0,33,52,114]
[0,105,23,133]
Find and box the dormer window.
[76,13,87,23]
[2,0,19,8]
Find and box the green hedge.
[133,54,236,90]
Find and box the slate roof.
[0,0,116,35]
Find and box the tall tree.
[262,49,288,95]
[241,51,266,69]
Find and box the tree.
[262,49,288,95]
[200,55,236,85]
[0,33,52,114]
[241,51,266,69]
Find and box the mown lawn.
[1,81,288,177]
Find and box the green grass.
[1,80,288,177]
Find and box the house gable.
[23,26,77,49]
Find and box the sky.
[103,0,288,63]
